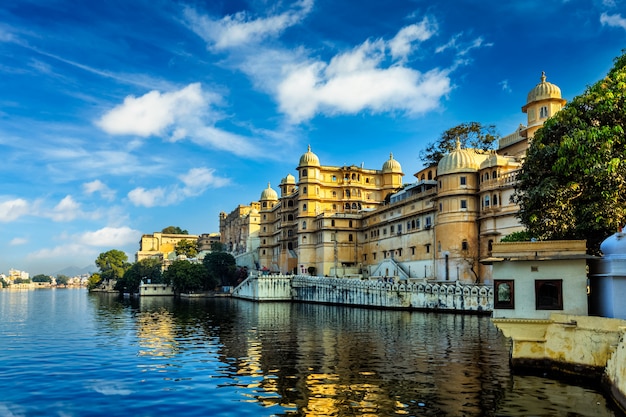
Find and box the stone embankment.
[232,274,493,313]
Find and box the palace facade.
[223,73,567,283]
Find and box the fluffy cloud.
[48,195,82,222]
[184,0,313,50]
[97,83,268,157]
[97,83,206,137]
[600,13,626,30]
[127,187,166,208]
[276,21,452,122]
[128,167,230,207]
[0,198,29,222]
[10,237,28,246]
[77,226,141,247]
[83,180,116,201]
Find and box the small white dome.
[437,139,479,176]
[260,182,278,201]
[299,145,320,167]
[601,231,626,258]
[382,153,403,173]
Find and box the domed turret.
[281,173,296,185]
[601,230,626,259]
[260,182,278,201]
[299,145,320,167]
[437,139,479,176]
[382,153,403,173]
[527,72,563,103]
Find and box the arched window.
[333,204,337,210]
[352,173,356,180]
[288,242,293,250]
[345,203,350,209]
[349,234,353,242]
[421,174,425,180]
[461,240,468,251]
[412,220,416,229]
[352,203,357,209]
[493,194,498,206]
[346,190,351,198]
[331,220,335,226]
[349,220,353,227]
[302,221,307,230]
[492,170,497,179]
[288,200,294,207]
[302,203,307,211]
[428,171,433,180]
[484,195,490,208]
[287,230,293,237]
[287,214,294,221]
[302,169,308,177]
[332,191,337,197]
[303,186,307,194]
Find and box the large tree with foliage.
[32,274,52,283]
[162,226,188,235]
[203,252,237,286]
[95,249,130,282]
[513,52,626,253]
[419,122,499,167]
[115,257,163,294]
[175,239,198,258]
[163,260,214,293]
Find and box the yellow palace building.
[225,73,566,283]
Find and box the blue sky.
[1,0,625,275]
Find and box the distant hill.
[53,265,95,277]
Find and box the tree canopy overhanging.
[513,52,626,254]
[419,122,499,167]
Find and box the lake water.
[0,288,623,417]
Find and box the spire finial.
[307,144,311,152]
[455,137,461,150]
[389,152,394,160]
[541,71,546,83]
[267,182,271,188]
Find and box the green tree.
[419,122,499,167]
[95,249,130,282]
[164,260,214,293]
[14,278,31,284]
[500,231,535,243]
[56,275,70,286]
[32,274,52,283]
[203,251,237,286]
[88,273,102,291]
[210,241,226,252]
[162,226,188,235]
[175,239,199,258]
[513,52,626,254]
[115,257,163,294]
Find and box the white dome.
[299,145,320,167]
[600,231,626,258]
[437,140,479,176]
[527,72,563,103]
[382,153,403,173]
[260,182,278,201]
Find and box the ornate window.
[494,280,514,309]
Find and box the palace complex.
[220,73,567,284]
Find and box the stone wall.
[233,274,493,313]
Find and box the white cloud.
[97,83,268,158]
[389,17,437,60]
[184,0,314,50]
[276,23,452,122]
[127,187,166,208]
[27,243,97,261]
[128,167,230,207]
[600,13,626,30]
[10,237,28,246]
[97,83,207,137]
[84,180,116,201]
[0,198,29,222]
[499,79,512,93]
[48,195,82,222]
[77,226,141,247]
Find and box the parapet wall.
[233,275,493,313]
